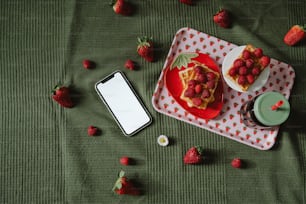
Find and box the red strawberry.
[112,171,140,195]
[124,59,135,70]
[82,59,94,69]
[87,126,99,136]
[52,85,74,108]
[283,25,306,46]
[180,0,192,5]
[112,0,133,16]
[120,156,130,165]
[213,9,231,28]
[231,158,242,168]
[137,36,154,62]
[183,146,203,164]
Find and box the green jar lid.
[254,92,290,126]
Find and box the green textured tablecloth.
[1,0,305,203]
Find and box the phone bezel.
[95,70,152,136]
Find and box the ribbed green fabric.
[0,1,66,203]
[0,1,305,204]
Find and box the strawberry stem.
[119,170,125,178]
[52,85,61,94]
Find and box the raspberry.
[231,158,242,168]
[124,59,135,70]
[188,80,197,88]
[228,67,238,76]
[260,56,271,67]
[201,89,210,98]
[195,84,202,94]
[83,59,94,69]
[87,126,99,136]
[238,75,247,85]
[194,66,203,74]
[242,50,251,59]
[196,73,207,83]
[254,48,263,58]
[233,59,245,68]
[184,88,196,98]
[120,156,130,166]
[238,66,248,75]
[245,59,254,68]
[252,66,260,75]
[206,72,216,81]
[206,80,216,89]
[192,97,202,106]
[246,74,255,84]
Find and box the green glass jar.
[240,92,290,128]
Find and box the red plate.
[164,52,224,119]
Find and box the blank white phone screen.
[96,72,151,135]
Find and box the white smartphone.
[95,71,152,136]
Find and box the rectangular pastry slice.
[179,63,220,109]
[226,44,270,91]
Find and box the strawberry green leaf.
[137,36,152,48]
[301,24,306,30]
[116,182,122,189]
[195,145,203,155]
[112,177,123,191]
[112,170,125,192]
[170,53,198,70]
[52,84,61,94]
[119,170,125,178]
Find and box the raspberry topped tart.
[226,44,270,91]
[179,63,220,109]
